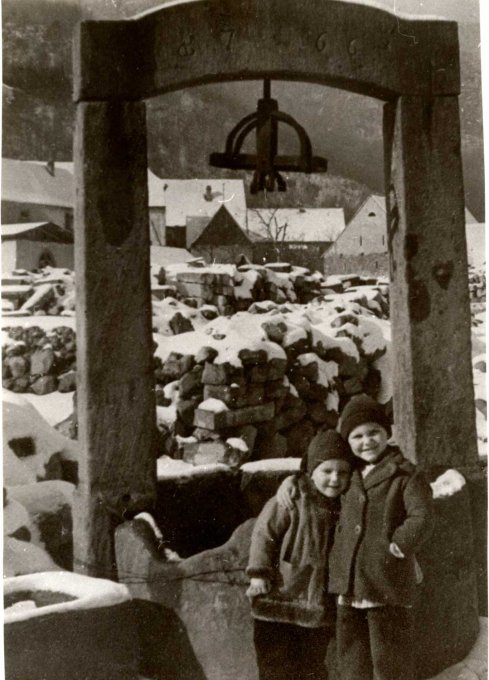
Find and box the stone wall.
[323,252,390,277]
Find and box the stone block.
[151,285,177,300]
[307,401,330,424]
[264,380,289,401]
[30,348,56,377]
[30,375,58,395]
[169,312,193,335]
[247,364,269,383]
[20,283,56,313]
[267,357,287,381]
[283,419,315,459]
[238,348,268,365]
[253,431,288,459]
[179,365,204,399]
[193,402,275,431]
[246,384,265,406]
[195,346,218,364]
[202,362,245,386]
[58,371,77,393]
[6,356,29,379]
[343,375,364,395]
[261,320,288,344]
[275,396,308,431]
[177,397,201,427]
[203,383,247,409]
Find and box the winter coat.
[247,476,338,628]
[328,447,433,607]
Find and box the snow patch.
[199,398,229,413]
[241,458,301,473]
[4,572,131,623]
[226,437,249,452]
[430,469,466,499]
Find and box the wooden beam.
[384,95,478,468]
[73,100,156,577]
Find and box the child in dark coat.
[277,395,433,680]
[246,430,355,680]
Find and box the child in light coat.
[246,430,355,680]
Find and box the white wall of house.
[2,240,74,273]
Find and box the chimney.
[45,160,55,176]
[204,185,213,202]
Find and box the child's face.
[311,459,351,498]
[347,422,389,463]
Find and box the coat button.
[354,525,361,534]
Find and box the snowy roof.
[246,208,345,243]
[150,245,195,266]
[147,175,248,228]
[350,193,479,227]
[2,222,73,243]
[2,159,74,208]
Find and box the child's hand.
[246,578,271,599]
[389,542,405,559]
[276,475,299,510]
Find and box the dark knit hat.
[339,395,391,441]
[306,429,355,475]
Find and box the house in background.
[2,159,74,230]
[247,207,345,270]
[147,177,248,248]
[187,204,254,263]
[1,222,74,272]
[324,193,482,276]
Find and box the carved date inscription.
[316,32,328,53]
[177,35,196,57]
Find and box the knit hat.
[306,429,355,475]
[339,394,391,441]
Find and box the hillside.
[1,0,484,219]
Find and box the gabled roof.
[347,194,386,224]
[349,193,479,226]
[190,204,252,248]
[246,208,345,243]
[1,222,73,243]
[2,159,74,208]
[147,175,247,228]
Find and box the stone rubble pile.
[1,268,76,315]
[153,299,391,467]
[2,326,76,395]
[468,265,485,302]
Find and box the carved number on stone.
[178,35,196,57]
[220,29,235,51]
[316,33,328,53]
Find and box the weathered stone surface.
[194,402,275,431]
[246,364,268,383]
[202,362,245,386]
[58,371,77,393]
[261,320,288,344]
[238,348,268,365]
[385,95,477,467]
[179,365,204,399]
[169,312,193,335]
[6,356,29,378]
[274,395,308,430]
[5,581,137,680]
[283,419,315,458]
[253,431,288,460]
[30,375,58,395]
[73,100,156,577]
[203,383,247,408]
[30,347,56,376]
[195,346,218,365]
[307,400,330,424]
[245,384,265,406]
[267,357,288,380]
[177,397,201,427]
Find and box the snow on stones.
[153,296,391,466]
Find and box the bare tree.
[250,209,289,261]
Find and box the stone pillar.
[73,100,156,577]
[383,95,478,469]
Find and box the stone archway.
[72,0,477,581]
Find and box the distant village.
[3,158,484,279]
